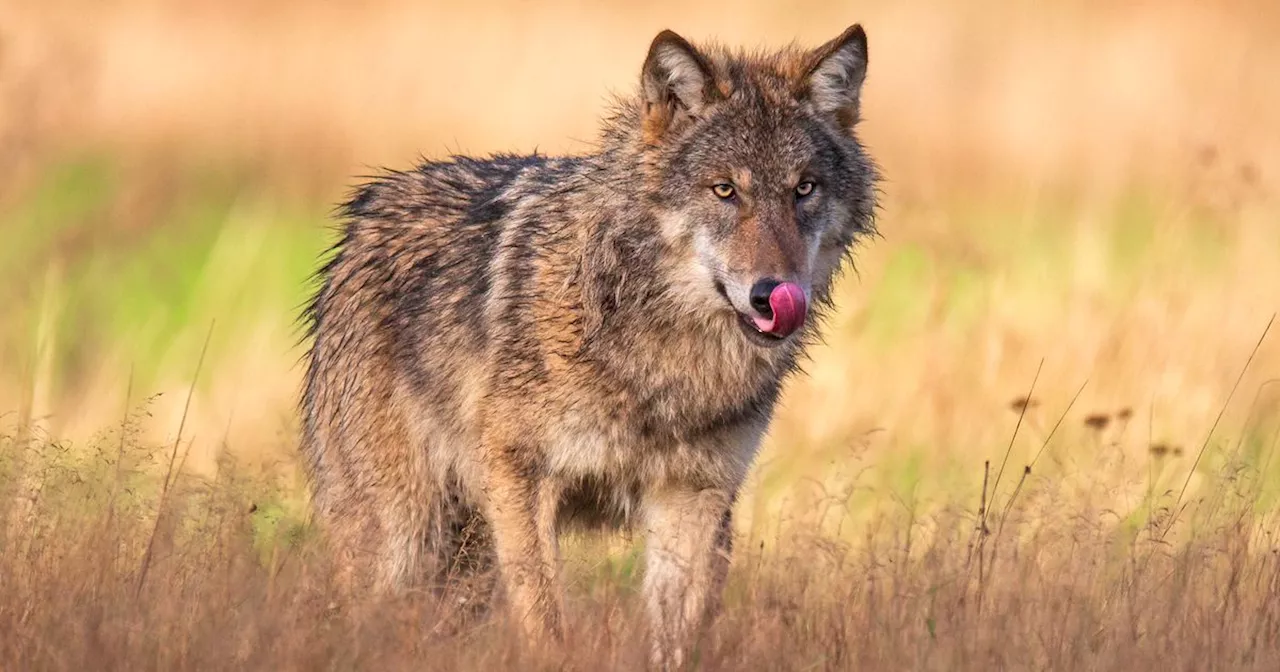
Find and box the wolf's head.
[635,25,877,349]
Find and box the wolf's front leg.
[642,485,735,668]
[479,446,565,645]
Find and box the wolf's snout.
[747,279,807,338]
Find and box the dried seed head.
[1084,413,1111,431]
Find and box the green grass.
[1,156,330,411]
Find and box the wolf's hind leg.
[317,478,431,596]
[314,406,436,596]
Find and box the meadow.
[2,0,1280,668]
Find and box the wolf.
[300,22,878,664]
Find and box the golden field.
[2,0,1279,668]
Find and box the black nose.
[749,279,780,316]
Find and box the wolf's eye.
[795,181,816,198]
[712,183,736,200]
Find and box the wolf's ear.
[801,24,868,129]
[641,30,717,139]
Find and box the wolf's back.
[297,154,556,484]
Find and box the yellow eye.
[795,181,816,198]
[712,183,736,199]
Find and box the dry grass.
[4,1,1280,669]
[4,385,1280,670]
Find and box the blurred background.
[2,0,1278,521]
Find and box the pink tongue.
[752,282,808,337]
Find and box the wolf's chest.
[537,400,765,493]
[541,412,663,480]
